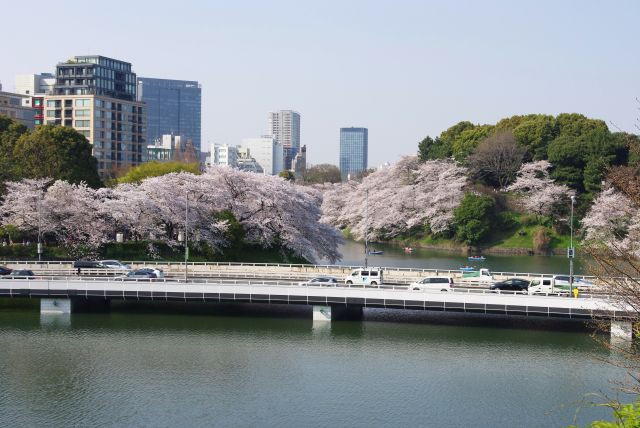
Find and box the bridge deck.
[0,278,628,320]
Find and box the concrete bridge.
[0,275,632,340]
[0,260,599,285]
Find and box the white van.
[409,276,454,292]
[345,268,384,286]
[528,277,569,295]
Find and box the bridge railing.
[0,275,613,300]
[0,259,602,283]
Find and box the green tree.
[418,136,451,160]
[451,125,493,160]
[116,161,200,184]
[303,164,341,183]
[0,117,29,191]
[512,115,558,160]
[12,125,101,188]
[453,193,496,245]
[278,170,295,181]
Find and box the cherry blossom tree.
[582,187,639,257]
[321,156,468,240]
[0,168,342,263]
[505,160,574,217]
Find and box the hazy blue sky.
[2,0,639,167]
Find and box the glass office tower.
[339,127,368,181]
[137,77,202,152]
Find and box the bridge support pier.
[611,320,633,342]
[41,298,72,314]
[312,305,363,322]
[40,298,111,314]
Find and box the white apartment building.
[210,143,238,167]
[242,136,284,175]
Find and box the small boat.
[368,250,384,255]
[468,256,486,261]
[459,266,475,272]
[404,247,413,253]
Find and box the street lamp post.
[364,189,369,268]
[569,195,576,296]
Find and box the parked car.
[409,276,454,292]
[119,269,157,280]
[4,269,35,279]
[299,276,338,286]
[490,278,530,293]
[100,260,132,270]
[344,268,384,286]
[0,266,12,275]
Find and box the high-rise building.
[137,77,202,152]
[268,110,300,169]
[236,148,263,174]
[339,127,368,181]
[243,136,284,175]
[44,55,146,179]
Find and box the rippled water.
[0,306,629,428]
[330,240,590,275]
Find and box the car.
[0,266,12,275]
[345,268,384,286]
[100,260,132,270]
[4,269,35,279]
[490,278,530,293]
[552,275,594,288]
[136,267,165,279]
[409,276,454,292]
[299,276,338,286]
[119,269,157,280]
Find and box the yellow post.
[573,287,579,299]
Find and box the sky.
[2,0,639,167]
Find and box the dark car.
[4,269,36,279]
[0,266,12,275]
[490,278,530,292]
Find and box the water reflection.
[326,239,591,275]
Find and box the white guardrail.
[0,260,600,282]
[0,275,612,300]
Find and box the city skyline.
[1,1,639,167]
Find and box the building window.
[46,100,58,108]
[75,99,91,107]
[75,109,90,117]
[74,120,90,128]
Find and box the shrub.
[532,226,551,252]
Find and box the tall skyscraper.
[268,110,300,169]
[44,55,146,178]
[339,127,368,181]
[137,77,202,152]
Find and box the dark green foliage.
[418,136,451,160]
[303,164,341,183]
[453,193,497,245]
[12,124,101,188]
